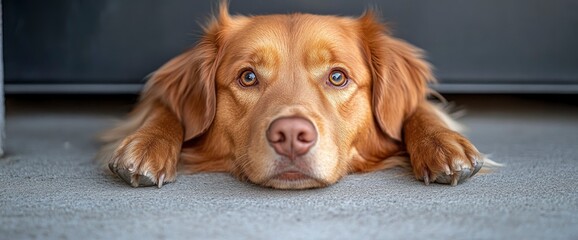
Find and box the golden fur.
[100,3,489,189]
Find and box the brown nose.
[267,117,317,159]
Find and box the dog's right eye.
[239,70,259,87]
[328,69,349,87]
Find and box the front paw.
[108,134,179,188]
[410,131,483,186]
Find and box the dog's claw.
[130,174,140,188]
[116,168,132,185]
[109,158,120,174]
[158,174,165,188]
[472,159,483,177]
[108,162,115,174]
[423,168,430,185]
[450,173,459,186]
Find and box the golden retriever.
[100,3,489,189]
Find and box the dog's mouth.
[272,171,311,181]
[262,169,329,189]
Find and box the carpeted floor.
[1,95,577,240]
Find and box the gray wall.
[3,0,578,93]
[1,1,4,156]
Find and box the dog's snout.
[267,117,317,159]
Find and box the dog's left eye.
[239,70,258,87]
[328,70,348,87]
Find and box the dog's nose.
[267,117,317,159]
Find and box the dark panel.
[3,1,214,82]
[3,0,578,92]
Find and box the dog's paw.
[410,130,483,186]
[108,133,179,188]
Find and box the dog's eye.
[239,70,258,87]
[328,70,348,87]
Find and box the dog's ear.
[143,3,232,141]
[359,11,434,141]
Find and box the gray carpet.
[1,95,577,240]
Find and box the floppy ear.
[359,12,435,141]
[142,4,231,141]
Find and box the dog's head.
[146,4,433,189]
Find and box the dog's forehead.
[226,14,366,78]
[231,14,358,48]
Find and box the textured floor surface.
[1,95,577,240]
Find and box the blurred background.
[3,0,578,94]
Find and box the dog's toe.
[434,160,483,185]
[115,168,168,188]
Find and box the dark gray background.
[3,0,578,93]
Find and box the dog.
[100,3,491,189]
